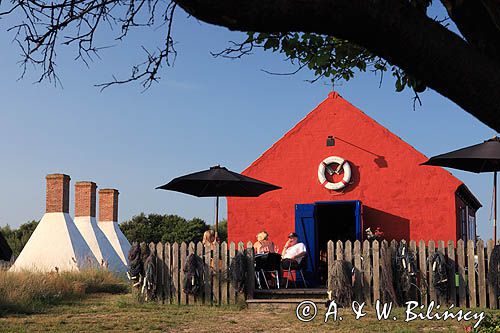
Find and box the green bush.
[473,313,500,333]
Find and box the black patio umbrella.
[156,165,281,237]
[0,231,12,262]
[422,136,500,242]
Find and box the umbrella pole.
[495,171,497,244]
[215,196,219,240]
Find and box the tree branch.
[173,0,500,131]
[440,0,500,61]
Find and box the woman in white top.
[281,232,307,269]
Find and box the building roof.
[243,91,481,207]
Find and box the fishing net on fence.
[328,260,353,307]
[429,252,448,297]
[380,243,398,305]
[127,243,143,287]
[227,252,248,293]
[394,241,418,304]
[488,245,500,298]
[183,253,205,296]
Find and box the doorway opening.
[315,201,361,286]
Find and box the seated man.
[281,232,307,270]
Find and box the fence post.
[390,239,397,265]
[213,242,221,305]
[327,240,334,295]
[195,242,204,304]
[229,242,236,304]
[353,240,363,302]
[418,240,428,306]
[180,242,188,305]
[477,240,487,308]
[204,243,213,305]
[345,240,353,295]
[456,240,466,307]
[236,242,245,304]
[156,242,164,304]
[486,239,497,309]
[437,241,446,306]
[362,240,372,304]
[446,240,457,306]
[336,240,343,261]
[467,240,477,308]
[186,242,195,305]
[345,240,352,264]
[172,243,179,305]
[372,240,380,302]
[164,242,171,304]
[221,242,229,305]
[409,240,418,301]
[246,242,255,300]
[428,240,437,304]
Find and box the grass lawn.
[1,293,497,332]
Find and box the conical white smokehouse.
[98,189,130,266]
[11,174,98,272]
[73,182,127,272]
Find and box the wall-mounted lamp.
[326,135,335,147]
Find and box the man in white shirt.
[281,232,307,269]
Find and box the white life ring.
[317,156,352,191]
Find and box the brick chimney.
[99,189,119,222]
[75,182,97,217]
[46,174,71,213]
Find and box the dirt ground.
[0,293,497,332]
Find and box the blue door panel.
[294,204,316,277]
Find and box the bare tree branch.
[0,0,178,88]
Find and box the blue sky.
[0,4,497,240]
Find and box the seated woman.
[253,231,275,254]
[202,229,216,250]
[281,232,307,270]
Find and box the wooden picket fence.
[146,241,254,305]
[146,239,499,309]
[327,239,499,309]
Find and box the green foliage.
[213,219,228,242]
[0,221,39,258]
[119,213,210,244]
[473,313,500,333]
[234,32,426,95]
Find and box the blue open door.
[294,204,317,283]
[355,200,362,240]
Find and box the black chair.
[255,253,281,289]
[283,254,308,288]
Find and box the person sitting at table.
[202,230,216,250]
[281,232,307,269]
[253,231,275,254]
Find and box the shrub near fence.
[144,240,499,309]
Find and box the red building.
[227,92,481,252]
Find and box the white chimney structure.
[11,174,98,272]
[73,182,127,272]
[98,189,130,266]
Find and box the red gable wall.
[227,92,462,245]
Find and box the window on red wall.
[468,214,476,242]
[460,207,467,241]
